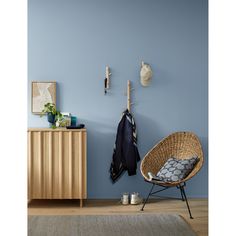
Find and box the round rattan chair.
[140,131,204,218]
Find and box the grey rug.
[28,214,197,236]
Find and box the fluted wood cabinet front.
[28,128,87,206]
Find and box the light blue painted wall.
[28,0,208,198]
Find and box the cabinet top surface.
[28,128,86,132]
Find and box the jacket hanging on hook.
[110,109,140,183]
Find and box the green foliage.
[55,111,63,121]
[51,124,57,129]
[40,103,57,117]
[40,103,65,128]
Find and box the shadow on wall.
[79,114,208,199]
[79,113,162,199]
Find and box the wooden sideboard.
[28,128,87,207]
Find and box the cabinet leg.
[80,199,83,208]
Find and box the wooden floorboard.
[28,198,208,236]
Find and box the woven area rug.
[28,214,196,236]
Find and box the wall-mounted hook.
[104,66,111,94]
[127,80,136,112]
[106,66,111,89]
[125,80,136,112]
[124,81,136,112]
[127,80,131,111]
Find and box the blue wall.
[28,0,208,198]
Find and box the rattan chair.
[140,131,204,219]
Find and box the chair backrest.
[140,131,204,184]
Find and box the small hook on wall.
[126,80,135,112]
[104,66,111,95]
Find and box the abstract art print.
[31,81,56,114]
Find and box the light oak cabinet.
[28,128,87,207]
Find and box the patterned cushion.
[155,156,198,182]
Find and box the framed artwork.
[31,81,56,114]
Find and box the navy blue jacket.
[110,110,140,183]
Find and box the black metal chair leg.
[179,186,185,201]
[176,185,185,201]
[140,184,155,211]
[180,185,193,219]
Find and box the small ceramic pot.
[47,112,55,124]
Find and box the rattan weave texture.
[140,132,203,187]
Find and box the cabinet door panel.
[28,129,87,200]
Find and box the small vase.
[47,112,55,124]
[71,116,77,126]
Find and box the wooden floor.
[28,198,208,236]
